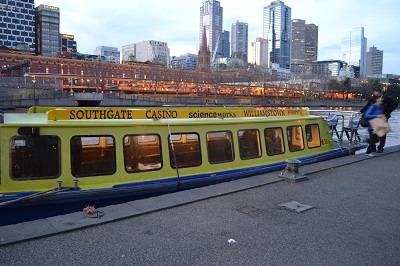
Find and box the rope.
[83,206,105,219]
[167,123,181,188]
[0,187,73,207]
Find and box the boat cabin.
[0,107,334,197]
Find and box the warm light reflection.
[33,75,361,100]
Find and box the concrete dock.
[1,147,400,266]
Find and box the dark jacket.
[360,97,376,114]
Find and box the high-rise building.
[200,0,223,62]
[222,30,230,58]
[121,44,136,62]
[249,38,268,67]
[341,27,367,78]
[305,23,318,63]
[263,0,291,69]
[60,34,77,54]
[291,19,318,73]
[35,5,60,57]
[132,40,170,66]
[171,53,198,70]
[198,28,211,72]
[313,60,347,78]
[94,46,120,63]
[231,21,248,63]
[0,0,36,51]
[366,46,383,77]
[291,19,306,69]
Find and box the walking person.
[361,88,398,153]
[364,97,384,155]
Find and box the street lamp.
[69,78,73,95]
[32,76,37,106]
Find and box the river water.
[382,110,400,147]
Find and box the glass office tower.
[222,30,230,58]
[341,27,367,78]
[263,0,291,69]
[231,21,248,62]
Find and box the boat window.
[306,124,321,149]
[71,136,116,177]
[169,133,202,169]
[238,129,262,160]
[10,135,60,180]
[264,127,285,156]
[123,134,162,173]
[286,126,305,152]
[207,131,234,164]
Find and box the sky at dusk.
[36,0,400,74]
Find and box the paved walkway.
[1,150,400,266]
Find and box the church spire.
[201,26,208,50]
[198,27,211,72]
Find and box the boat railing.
[310,110,367,145]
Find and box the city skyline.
[35,0,400,74]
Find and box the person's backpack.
[360,114,369,128]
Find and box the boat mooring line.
[167,123,181,188]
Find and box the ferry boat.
[0,106,364,223]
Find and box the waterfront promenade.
[1,147,399,265]
[0,92,365,108]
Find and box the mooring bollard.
[279,159,307,183]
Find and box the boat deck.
[1,146,400,265]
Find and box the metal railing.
[310,109,366,145]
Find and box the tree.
[359,79,384,99]
[386,84,400,103]
[342,78,351,99]
[328,79,341,99]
